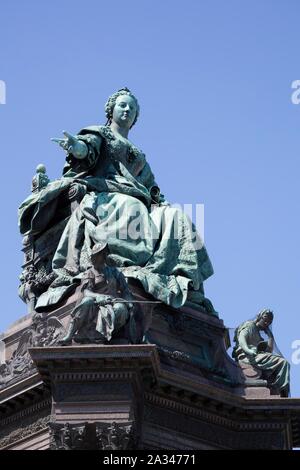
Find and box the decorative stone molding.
[0,415,50,449]
[0,315,65,391]
[0,398,51,428]
[96,422,136,450]
[49,421,136,450]
[145,392,287,434]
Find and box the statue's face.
[91,251,106,268]
[112,94,137,129]
[257,313,273,330]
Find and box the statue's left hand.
[51,130,88,159]
[96,295,113,306]
[265,327,274,339]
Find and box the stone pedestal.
[1,297,300,450]
[29,345,158,450]
[237,361,271,398]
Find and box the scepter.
[107,299,162,304]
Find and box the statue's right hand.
[51,131,88,159]
[96,295,113,306]
[51,130,77,151]
[248,347,257,357]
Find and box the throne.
[19,176,87,314]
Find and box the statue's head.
[31,313,43,329]
[255,308,274,330]
[90,241,109,267]
[36,164,47,174]
[105,87,140,129]
[91,241,108,255]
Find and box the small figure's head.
[36,164,47,174]
[90,241,109,268]
[150,185,160,203]
[105,88,140,129]
[255,308,274,330]
[31,313,43,330]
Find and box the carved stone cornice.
[29,344,160,384]
[144,391,288,432]
[0,342,298,449]
[0,398,51,428]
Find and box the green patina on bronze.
[18,88,215,314]
[232,309,290,396]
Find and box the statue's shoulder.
[237,320,255,336]
[104,265,121,278]
[78,125,115,141]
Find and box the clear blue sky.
[1,0,300,395]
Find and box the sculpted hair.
[104,87,140,128]
[256,308,274,322]
[232,308,274,356]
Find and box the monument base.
[1,297,300,450]
[0,341,300,449]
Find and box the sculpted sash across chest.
[76,125,150,184]
[101,134,146,177]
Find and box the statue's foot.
[201,297,218,315]
[94,338,107,345]
[58,336,73,346]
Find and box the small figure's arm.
[116,271,133,302]
[238,330,257,357]
[83,289,113,306]
[265,327,274,353]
